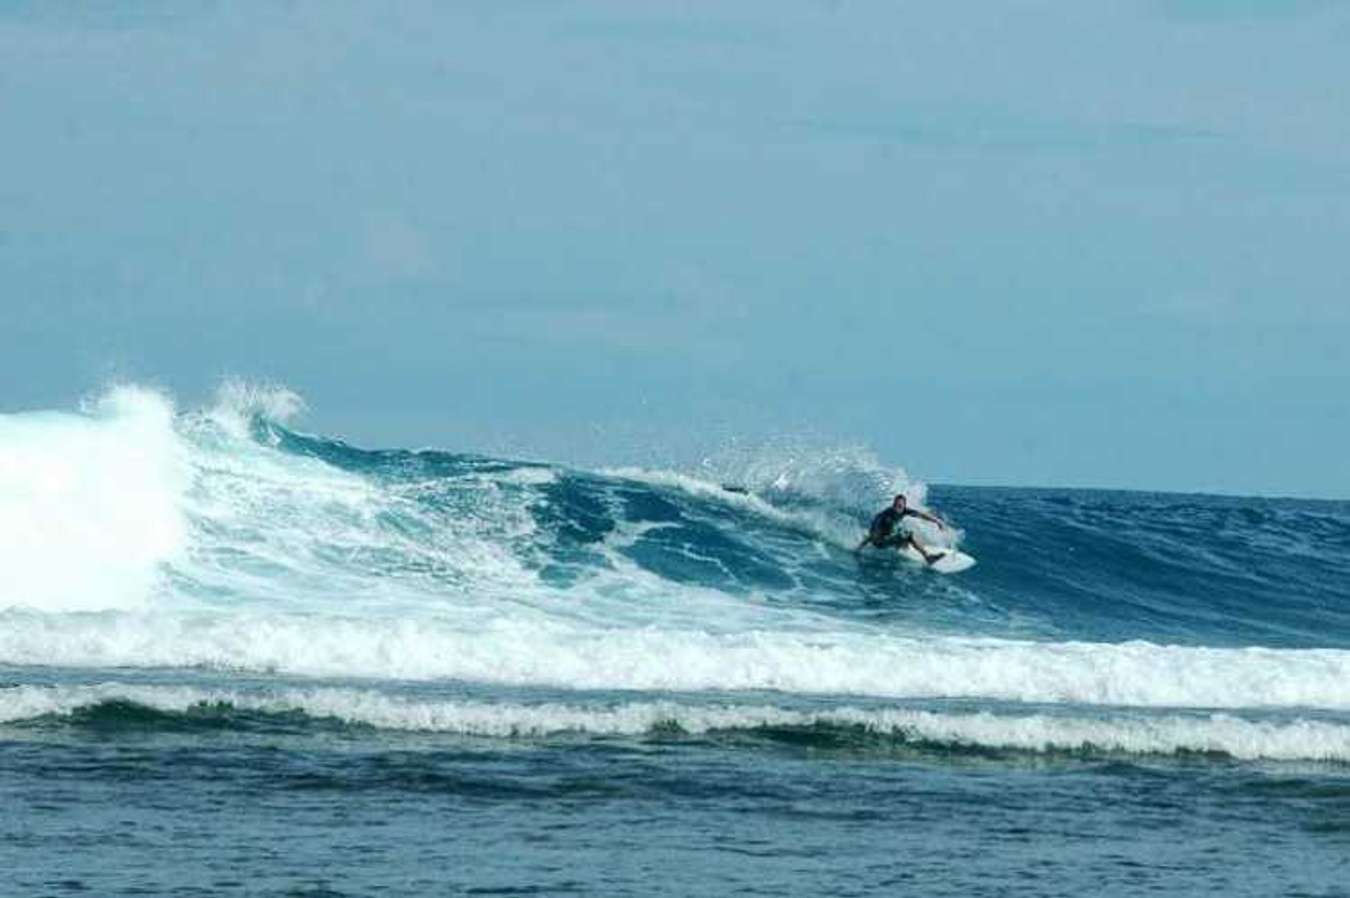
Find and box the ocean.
[2,386,1348,896]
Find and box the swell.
[940,487,1350,648]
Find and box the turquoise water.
[3,388,1349,895]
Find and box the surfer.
[856,494,949,564]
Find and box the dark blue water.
[2,390,1348,896]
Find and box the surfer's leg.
[906,535,945,564]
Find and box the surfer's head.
[892,494,907,510]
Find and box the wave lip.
[6,683,1349,764]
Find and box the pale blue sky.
[3,2,1347,496]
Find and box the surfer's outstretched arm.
[912,509,948,530]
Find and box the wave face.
[3,385,1350,763]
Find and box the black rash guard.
[869,506,917,543]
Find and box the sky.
[2,1,1348,497]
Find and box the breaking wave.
[3,384,1349,763]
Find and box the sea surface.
[2,387,1348,897]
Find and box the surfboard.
[898,543,977,574]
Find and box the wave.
[6,683,1349,763]
[2,383,1349,718]
[4,612,1350,710]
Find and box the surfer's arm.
[910,509,948,530]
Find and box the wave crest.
[7,683,1349,764]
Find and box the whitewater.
[4,385,1350,896]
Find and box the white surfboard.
[898,543,977,574]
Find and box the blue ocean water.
[2,386,1349,896]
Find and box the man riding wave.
[856,494,949,565]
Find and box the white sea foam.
[0,383,547,620]
[207,378,306,439]
[0,386,189,612]
[4,682,1348,763]
[3,611,1349,712]
[173,386,546,618]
